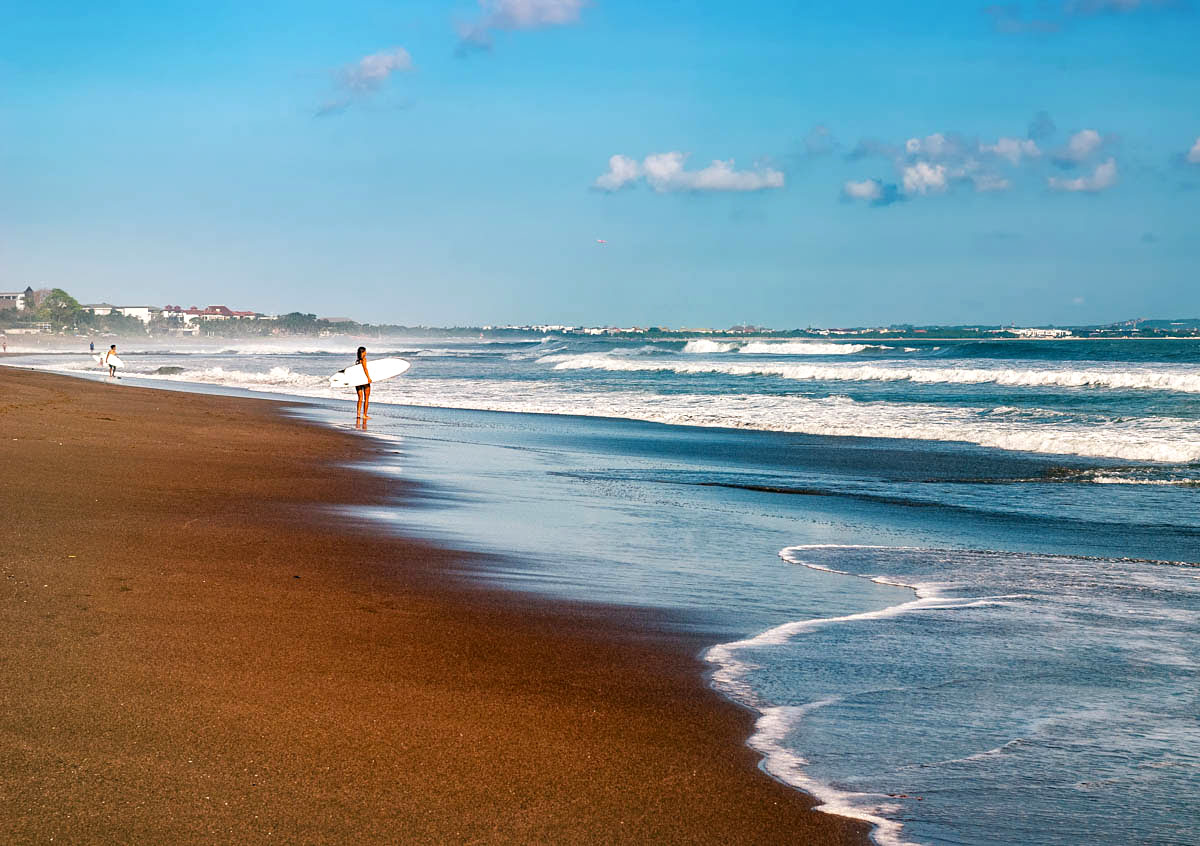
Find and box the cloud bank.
[841,116,1126,206]
[594,152,785,193]
[843,126,1035,204]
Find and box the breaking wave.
[681,339,884,355]
[544,354,1200,394]
[363,380,1200,463]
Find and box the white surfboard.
[330,357,410,388]
[94,353,124,369]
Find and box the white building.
[116,306,159,325]
[0,286,35,311]
[1000,327,1073,339]
[83,303,116,316]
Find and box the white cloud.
[981,137,1042,164]
[593,155,641,191]
[904,133,959,159]
[317,47,414,116]
[595,152,784,193]
[459,0,585,48]
[1054,129,1103,164]
[1048,157,1118,192]
[341,48,413,91]
[486,0,585,28]
[1187,136,1200,165]
[843,179,883,202]
[902,161,948,195]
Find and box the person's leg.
[356,387,364,417]
[362,385,371,418]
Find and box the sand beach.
[0,368,868,844]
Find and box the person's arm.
[362,357,371,383]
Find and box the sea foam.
[20,359,1200,462]
[680,339,880,355]
[543,354,1200,394]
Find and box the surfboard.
[330,357,410,388]
[94,353,124,369]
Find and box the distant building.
[116,306,159,324]
[0,286,34,311]
[83,303,117,316]
[319,317,355,324]
[993,327,1073,339]
[162,305,200,323]
[162,304,249,323]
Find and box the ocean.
[14,336,1200,845]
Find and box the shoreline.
[0,368,871,844]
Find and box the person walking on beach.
[355,346,372,421]
[89,341,94,353]
[105,344,118,377]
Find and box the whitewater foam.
[381,379,1200,462]
[20,358,1200,462]
[681,339,739,354]
[749,703,913,846]
[680,339,882,355]
[738,341,876,355]
[545,354,1200,394]
[704,547,978,846]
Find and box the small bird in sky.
[595,239,608,245]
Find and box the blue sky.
[2,0,1197,327]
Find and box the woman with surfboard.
[355,346,371,420]
[105,344,119,377]
[329,349,410,420]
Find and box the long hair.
[356,346,366,364]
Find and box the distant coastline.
[3,285,1198,341]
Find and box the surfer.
[105,344,118,377]
[355,346,372,420]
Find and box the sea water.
[14,336,1200,844]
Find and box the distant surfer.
[355,346,372,420]
[105,344,118,377]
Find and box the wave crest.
[546,354,1200,394]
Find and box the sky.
[1,0,1198,328]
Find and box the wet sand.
[0,368,869,845]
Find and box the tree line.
[0,288,144,333]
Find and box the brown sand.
[0,368,869,845]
